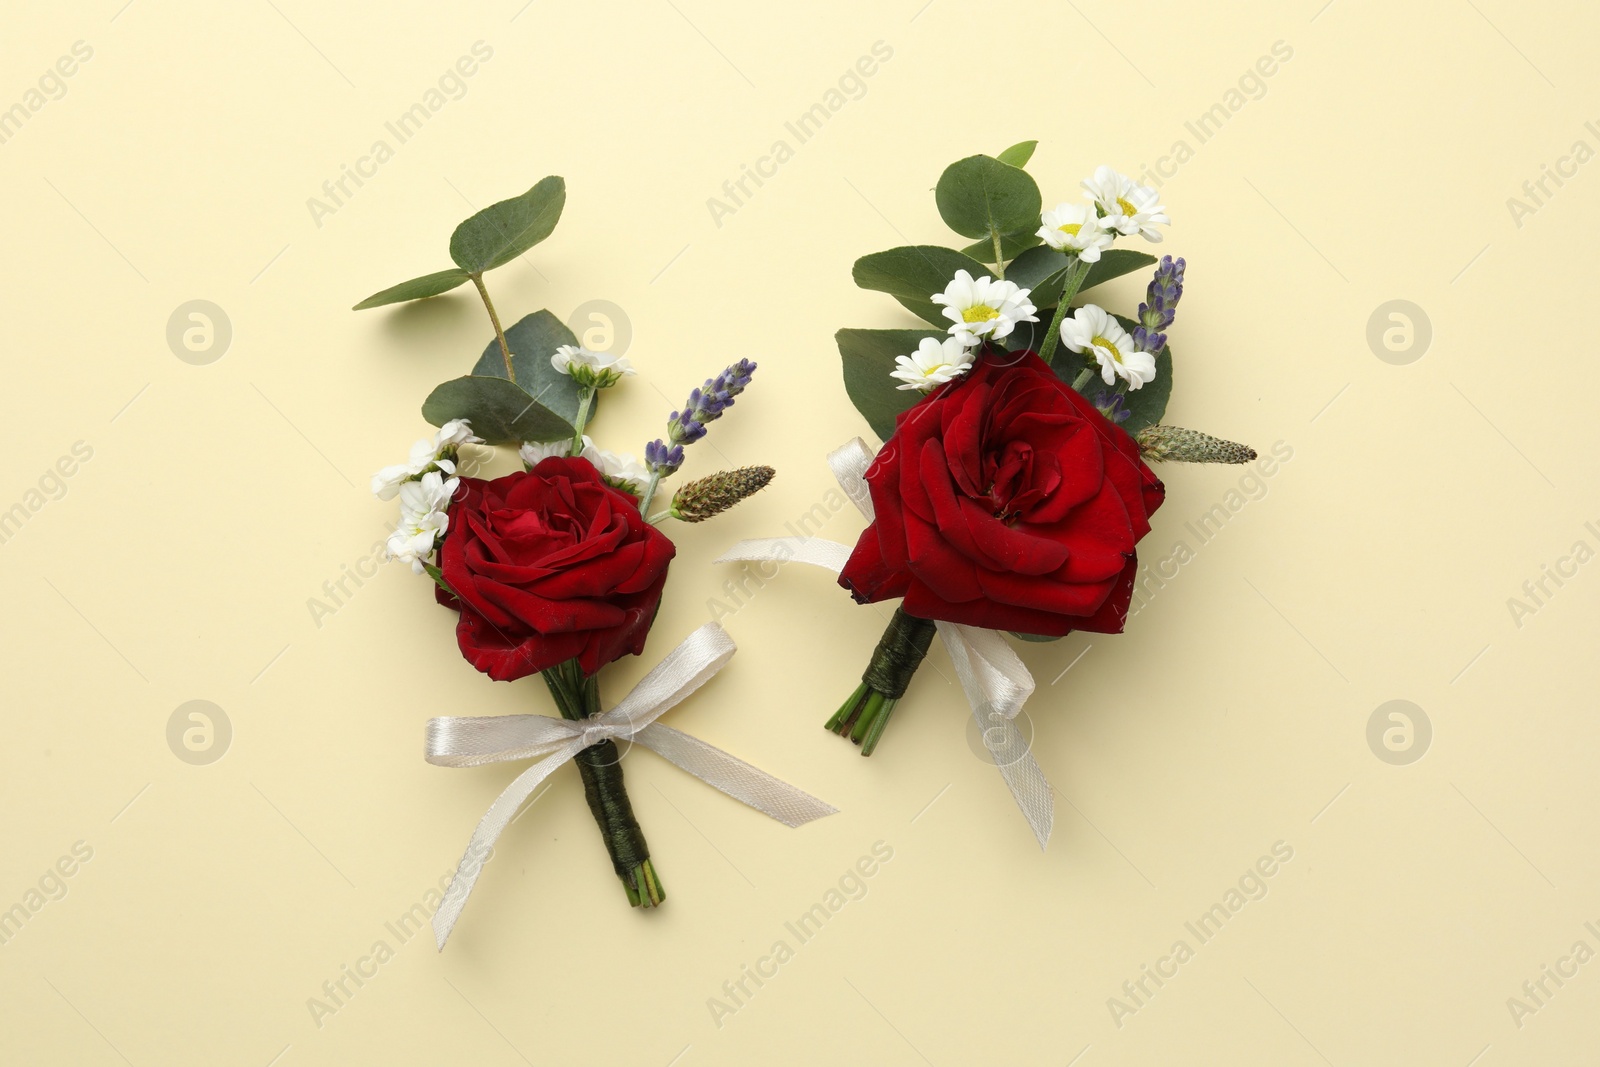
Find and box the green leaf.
[352,268,472,310]
[421,375,573,445]
[934,155,1042,241]
[996,140,1038,168]
[469,310,589,428]
[449,176,566,274]
[1009,631,1063,642]
[1008,247,1158,310]
[853,246,992,327]
[960,230,1042,265]
[836,328,944,441]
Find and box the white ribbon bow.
[426,622,838,949]
[716,439,1055,849]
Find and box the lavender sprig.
[1132,255,1185,354]
[666,359,757,446]
[640,359,758,514]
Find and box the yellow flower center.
[1057,223,1082,237]
[962,305,1000,324]
[1092,335,1124,363]
[1115,196,1138,216]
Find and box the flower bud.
[669,466,775,522]
[1135,424,1257,464]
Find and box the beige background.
[2,0,1597,1063]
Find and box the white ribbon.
[717,439,1055,849]
[425,622,838,949]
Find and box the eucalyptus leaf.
[421,375,574,445]
[934,154,1042,241]
[996,140,1038,168]
[352,268,472,310]
[836,327,943,441]
[1009,247,1159,310]
[853,246,992,327]
[960,230,1042,265]
[449,176,566,274]
[469,310,589,427]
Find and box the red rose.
[840,350,1164,636]
[438,457,676,680]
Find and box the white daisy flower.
[1036,202,1114,262]
[930,270,1038,348]
[520,436,649,493]
[1058,304,1158,390]
[1081,166,1169,243]
[890,336,977,392]
[434,419,481,451]
[387,471,458,574]
[550,345,635,388]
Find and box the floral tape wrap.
[716,439,1054,849]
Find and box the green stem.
[636,469,664,518]
[825,608,937,756]
[1071,368,1096,392]
[540,661,663,908]
[1037,257,1093,366]
[470,273,515,384]
[570,387,596,455]
[990,228,1006,279]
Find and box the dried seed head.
[1135,425,1257,464]
[670,466,775,522]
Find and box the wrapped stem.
[542,662,664,907]
[825,607,937,756]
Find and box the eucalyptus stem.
[470,273,515,383]
[990,228,1006,279]
[1037,257,1093,365]
[569,387,596,455]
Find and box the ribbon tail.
[714,537,853,575]
[431,740,584,950]
[635,723,838,827]
[979,710,1055,850]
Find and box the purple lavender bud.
[1131,325,1167,355]
[645,438,685,476]
[1094,391,1131,425]
[1137,256,1185,334]
[665,359,758,446]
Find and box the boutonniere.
[721,145,1254,845]
[357,178,835,946]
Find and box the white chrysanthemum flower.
[371,420,481,500]
[1081,166,1169,243]
[520,436,649,493]
[550,345,635,388]
[387,471,457,574]
[930,270,1038,348]
[1037,202,1114,262]
[889,337,977,392]
[1059,304,1158,390]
